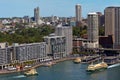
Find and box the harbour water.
[0,60,120,80]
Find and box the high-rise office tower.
[114,7,120,48]
[88,12,99,42]
[34,7,40,24]
[75,4,82,26]
[96,12,105,27]
[87,12,99,48]
[55,25,73,55]
[105,7,115,37]
[105,7,120,49]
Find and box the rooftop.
[44,35,65,39]
[56,24,71,28]
[88,12,97,15]
[76,4,81,6]
[106,6,120,8]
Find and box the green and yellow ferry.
[24,68,38,76]
[73,57,81,63]
[86,61,108,72]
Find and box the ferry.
[86,61,108,72]
[24,68,38,76]
[73,57,81,63]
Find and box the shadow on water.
[85,68,107,80]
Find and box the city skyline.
[0,0,120,18]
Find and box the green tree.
[0,25,55,44]
[99,26,105,36]
[73,26,87,37]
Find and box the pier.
[82,55,101,63]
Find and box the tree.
[73,26,87,37]
[99,26,105,36]
[0,25,55,44]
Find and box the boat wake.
[12,75,26,78]
[108,63,120,69]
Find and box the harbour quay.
[81,55,101,63]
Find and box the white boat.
[7,66,16,71]
[44,62,54,67]
[24,66,31,68]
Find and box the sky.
[0,0,120,18]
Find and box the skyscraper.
[105,7,120,49]
[96,12,105,27]
[55,25,73,55]
[87,12,99,48]
[88,12,99,42]
[34,7,40,24]
[105,7,115,37]
[75,4,82,26]
[113,7,120,49]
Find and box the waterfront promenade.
[0,57,76,75]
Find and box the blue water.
[0,61,120,80]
